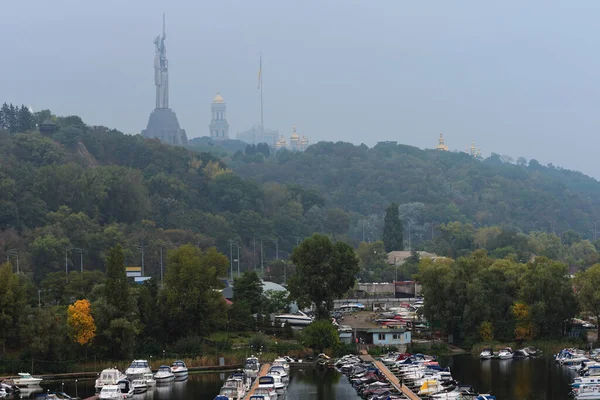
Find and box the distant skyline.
[3,1,600,178]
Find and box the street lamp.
[71,248,84,292]
[6,249,19,274]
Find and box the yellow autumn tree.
[512,301,533,341]
[67,299,96,346]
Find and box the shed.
[367,328,411,348]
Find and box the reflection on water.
[443,354,575,400]
[31,367,360,400]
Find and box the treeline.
[0,244,292,372]
[230,141,600,238]
[0,106,353,281]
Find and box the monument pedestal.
[141,108,188,145]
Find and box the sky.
[2,1,600,178]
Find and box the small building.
[368,328,411,350]
[339,332,353,345]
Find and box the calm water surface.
[19,355,577,400]
[26,368,360,400]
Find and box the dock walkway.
[360,355,421,400]
[243,363,271,399]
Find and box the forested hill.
[230,141,600,235]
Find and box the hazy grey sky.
[3,1,600,177]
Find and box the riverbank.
[470,338,586,356]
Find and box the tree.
[288,234,359,319]
[301,320,339,354]
[574,264,600,339]
[264,289,291,313]
[104,245,129,315]
[0,262,29,353]
[67,299,96,345]
[161,245,228,339]
[383,203,403,252]
[233,271,264,314]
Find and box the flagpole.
[260,51,264,142]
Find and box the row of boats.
[478,346,541,360]
[555,348,600,399]
[336,353,496,399]
[96,359,188,399]
[215,356,291,400]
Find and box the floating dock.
[243,363,271,399]
[360,354,421,400]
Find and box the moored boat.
[274,311,312,326]
[244,356,260,379]
[98,385,122,400]
[131,379,148,394]
[497,348,513,360]
[154,365,175,384]
[95,369,127,392]
[143,372,156,386]
[171,360,189,381]
[479,348,493,359]
[13,373,42,387]
[125,359,152,380]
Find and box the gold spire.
[290,126,300,142]
[436,132,448,151]
[212,89,225,104]
[275,135,287,149]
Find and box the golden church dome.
[275,135,287,149]
[300,136,308,144]
[212,89,225,104]
[290,126,299,141]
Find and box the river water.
[20,355,577,400]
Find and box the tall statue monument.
[154,14,168,109]
[142,13,188,146]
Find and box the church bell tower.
[209,90,229,140]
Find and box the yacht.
[268,366,288,383]
[272,357,290,373]
[249,395,273,400]
[117,379,134,398]
[222,377,246,399]
[254,388,277,400]
[230,370,251,392]
[143,372,156,386]
[95,368,127,392]
[0,388,7,398]
[244,356,260,379]
[217,386,242,400]
[171,360,189,380]
[131,379,148,394]
[13,373,42,387]
[497,348,514,360]
[479,348,493,359]
[274,311,312,326]
[125,360,152,379]
[1,380,19,394]
[98,385,122,400]
[154,365,175,384]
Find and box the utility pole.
[160,246,164,287]
[253,237,257,271]
[260,239,264,277]
[294,236,300,247]
[134,244,145,276]
[72,248,84,292]
[38,289,41,308]
[229,239,234,280]
[65,247,69,283]
[237,244,241,277]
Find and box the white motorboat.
[95,368,127,392]
[0,388,7,398]
[154,365,175,384]
[13,373,42,387]
[244,356,260,379]
[132,379,148,394]
[497,348,514,360]
[171,360,189,380]
[98,385,122,400]
[265,375,286,395]
[117,379,134,398]
[125,359,152,379]
[272,357,290,373]
[249,395,273,400]
[222,377,246,399]
[274,311,312,326]
[218,386,243,400]
[254,387,277,400]
[479,348,493,359]
[268,367,288,384]
[572,383,600,399]
[143,372,156,386]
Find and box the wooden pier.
[359,354,421,400]
[243,363,271,399]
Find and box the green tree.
[104,244,129,315]
[301,320,339,354]
[383,203,403,252]
[574,264,600,339]
[161,245,228,339]
[288,234,359,319]
[0,262,29,353]
[233,271,264,314]
[264,290,291,313]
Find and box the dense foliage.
[418,251,578,345]
[231,141,600,241]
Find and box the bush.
[248,333,269,353]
